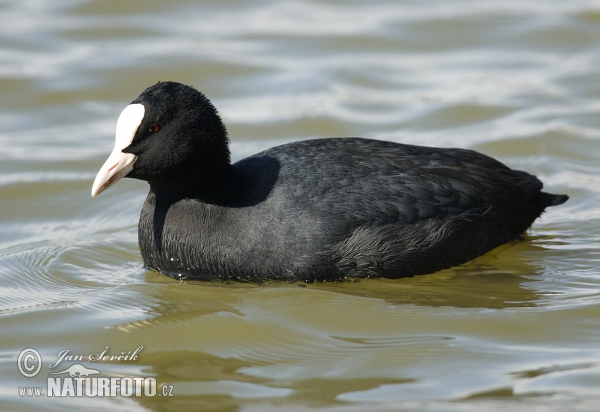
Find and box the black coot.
[92,81,568,281]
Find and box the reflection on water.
[1,0,600,410]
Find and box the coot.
[92,81,568,281]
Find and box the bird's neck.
[148,163,242,205]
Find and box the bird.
[91,81,568,281]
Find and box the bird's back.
[200,138,564,279]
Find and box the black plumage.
[94,81,568,281]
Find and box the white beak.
[91,104,145,197]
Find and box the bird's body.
[92,82,568,281]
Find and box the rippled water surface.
[1,0,600,411]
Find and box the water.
[1,0,599,410]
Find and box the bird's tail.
[544,193,569,206]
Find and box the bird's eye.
[149,123,160,133]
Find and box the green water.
[1,1,599,411]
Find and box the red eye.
[149,123,160,133]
